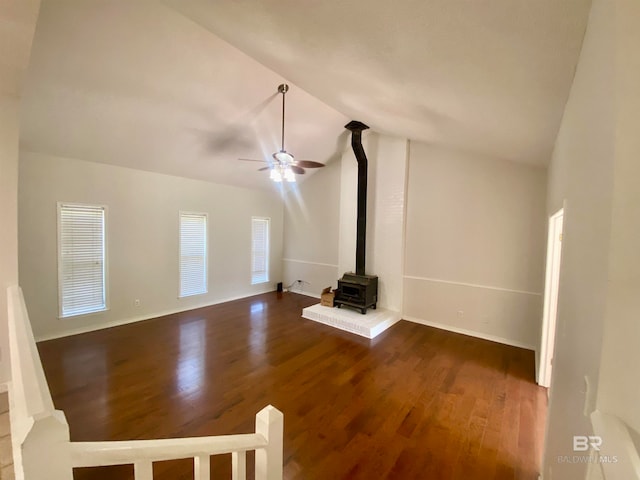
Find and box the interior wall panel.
[19,151,284,340]
[404,141,547,348]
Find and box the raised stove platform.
[302,304,401,339]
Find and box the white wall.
[0,0,41,384]
[284,129,546,339]
[595,0,640,451]
[403,142,547,349]
[0,96,20,384]
[282,158,342,297]
[18,152,283,340]
[337,136,358,277]
[366,135,408,312]
[541,0,616,477]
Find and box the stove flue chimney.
[344,120,369,276]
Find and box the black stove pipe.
[344,120,370,276]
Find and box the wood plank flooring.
[37,292,547,480]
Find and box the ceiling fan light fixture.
[284,166,296,183]
[273,150,294,164]
[270,168,282,182]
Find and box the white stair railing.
[7,285,72,480]
[69,406,283,480]
[7,285,284,480]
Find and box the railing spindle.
[194,454,210,480]
[134,460,153,480]
[232,450,247,480]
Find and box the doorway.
[538,208,564,388]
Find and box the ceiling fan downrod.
[278,83,289,154]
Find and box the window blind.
[180,213,208,297]
[251,217,270,284]
[58,203,107,318]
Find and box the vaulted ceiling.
[20,0,592,189]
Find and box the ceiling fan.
[239,83,325,182]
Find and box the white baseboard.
[287,289,321,299]
[403,315,536,351]
[36,289,276,342]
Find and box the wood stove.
[335,273,378,314]
[334,121,379,314]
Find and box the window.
[179,212,208,297]
[58,203,107,318]
[251,217,270,284]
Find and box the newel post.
[18,410,73,480]
[254,405,283,480]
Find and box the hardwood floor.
[38,292,547,480]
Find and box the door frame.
[538,207,564,388]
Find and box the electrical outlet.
[457,310,464,318]
[134,299,141,307]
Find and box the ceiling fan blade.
[238,158,268,163]
[258,166,271,171]
[296,160,325,168]
[291,165,305,175]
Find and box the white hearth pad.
[302,304,401,339]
